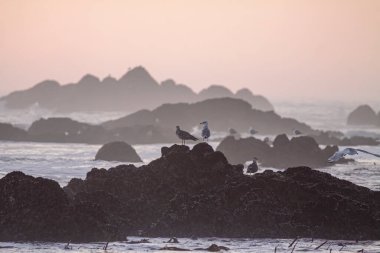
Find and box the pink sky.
[1,0,379,102]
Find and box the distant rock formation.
[102,97,313,135]
[311,131,379,146]
[1,66,274,112]
[0,117,180,145]
[216,135,339,167]
[0,122,28,141]
[95,141,142,162]
[347,105,380,126]
[1,143,379,242]
[28,117,108,144]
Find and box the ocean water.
[1,237,380,253]
[1,102,380,251]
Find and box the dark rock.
[347,105,380,126]
[247,160,258,173]
[0,123,28,141]
[159,246,190,251]
[206,244,230,251]
[2,143,380,241]
[311,131,379,146]
[166,237,180,243]
[102,98,314,135]
[95,141,142,162]
[28,117,108,144]
[216,135,339,168]
[0,171,120,242]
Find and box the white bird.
[200,121,211,142]
[249,127,258,135]
[328,148,380,163]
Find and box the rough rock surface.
[347,105,380,126]
[1,143,379,242]
[0,172,121,242]
[95,141,142,162]
[216,135,339,167]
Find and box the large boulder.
[95,141,142,162]
[63,143,380,240]
[347,105,380,126]
[1,143,380,241]
[216,134,339,167]
[0,171,120,242]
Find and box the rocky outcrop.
[28,117,108,144]
[1,66,273,112]
[347,105,380,126]
[0,123,28,141]
[0,117,178,145]
[102,98,313,135]
[0,171,121,242]
[311,130,379,146]
[95,141,142,162]
[1,143,379,241]
[216,135,339,167]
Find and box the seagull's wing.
[182,130,198,141]
[202,128,210,138]
[356,149,380,158]
[328,151,345,162]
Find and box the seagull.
[176,126,198,145]
[229,128,238,135]
[328,148,380,163]
[249,127,258,135]
[293,129,302,135]
[247,157,259,173]
[200,121,211,142]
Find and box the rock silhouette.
[216,135,339,167]
[0,122,28,141]
[102,97,313,135]
[1,143,377,242]
[312,131,379,146]
[95,141,142,162]
[347,105,380,126]
[1,66,273,112]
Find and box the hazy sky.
[1,0,379,102]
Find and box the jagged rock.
[95,141,142,162]
[216,134,339,167]
[247,160,258,173]
[65,143,379,240]
[2,143,379,241]
[347,105,380,126]
[1,66,272,112]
